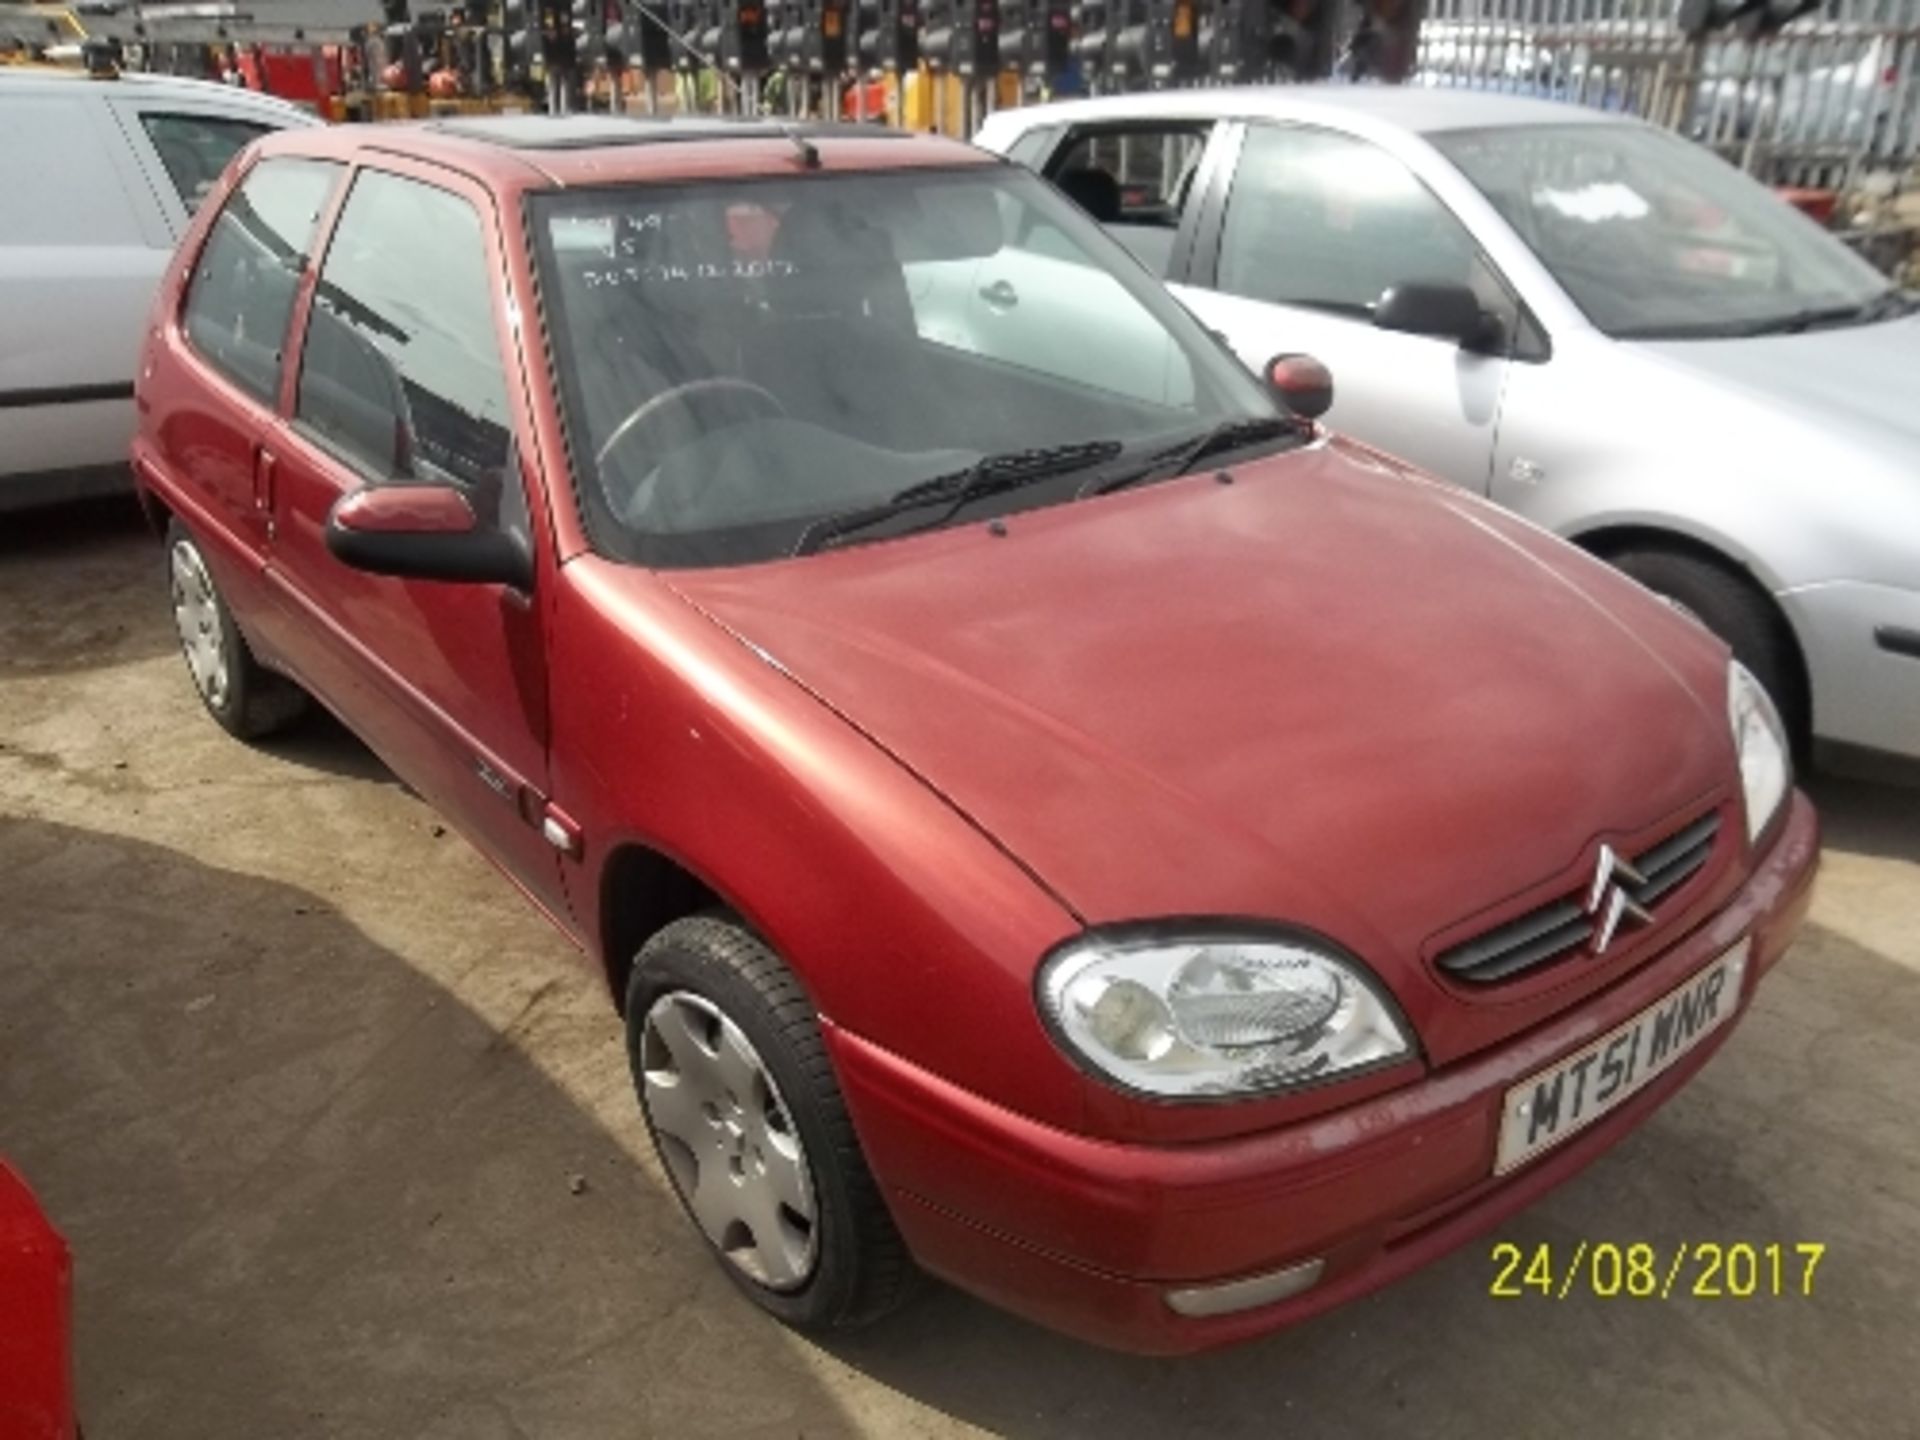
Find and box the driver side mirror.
[1374,282,1503,351]
[326,484,533,591]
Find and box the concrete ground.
[3,500,1917,1440]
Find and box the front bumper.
[828,791,1820,1354]
[1779,579,1920,761]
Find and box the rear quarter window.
[180,156,341,404]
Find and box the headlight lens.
[1728,660,1791,845]
[1039,934,1412,1099]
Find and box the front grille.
[1436,813,1722,985]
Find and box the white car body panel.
[0,69,315,510]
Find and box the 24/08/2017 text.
[1489,1241,1827,1299]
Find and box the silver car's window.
[1048,123,1211,276]
[531,165,1274,569]
[1217,123,1491,320]
[1432,124,1890,339]
[139,112,274,213]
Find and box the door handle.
[254,447,276,508]
[978,279,1018,311]
[253,446,278,539]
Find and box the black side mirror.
[1374,282,1501,351]
[325,484,533,590]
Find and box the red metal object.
[0,1163,75,1440]
[839,77,889,121]
[233,43,345,107]
[1775,186,1839,226]
[130,124,1821,1352]
[1265,351,1333,417]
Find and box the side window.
[296,170,513,493]
[0,96,141,246]
[1003,124,1062,170]
[139,113,274,213]
[1047,124,1210,276]
[1217,125,1491,321]
[181,156,340,404]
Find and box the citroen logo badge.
[1585,844,1653,956]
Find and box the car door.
[1174,121,1525,494]
[140,154,343,620]
[0,85,175,494]
[258,156,565,919]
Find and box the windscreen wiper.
[1077,415,1301,500]
[1851,287,1919,324]
[790,439,1123,556]
[1617,289,1919,340]
[1729,290,1918,337]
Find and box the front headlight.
[1038,932,1412,1100]
[1728,660,1791,846]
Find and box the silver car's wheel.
[171,538,231,711]
[1609,544,1808,756]
[641,990,819,1291]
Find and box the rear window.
[180,156,341,404]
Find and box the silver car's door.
[1171,120,1529,494]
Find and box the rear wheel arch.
[1572,523,1812,750]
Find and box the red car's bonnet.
[663,438,1735,1065]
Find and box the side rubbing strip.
[0,382,138,410]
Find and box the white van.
[0,67,314,511]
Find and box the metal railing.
[1415,0,1920,185]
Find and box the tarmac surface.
[3,499,1917,1439]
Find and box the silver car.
[0,67,315,511]
[976,86,1920,767]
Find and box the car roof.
[0,63,315,119]
[989,83,1628,137]
[258,114,991,189]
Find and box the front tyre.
[625,914,917,1331]
[1610,546,1809,754]
[166,520,307,740]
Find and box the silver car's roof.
[991,83,1628,136]
[0,64,312,117]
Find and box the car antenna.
[625,0,745,107]
[779,124,822,169]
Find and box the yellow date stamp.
[1489,1241,1827,1299]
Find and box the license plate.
[1494,940,1750,1175]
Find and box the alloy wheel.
[640,990,819,1291]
